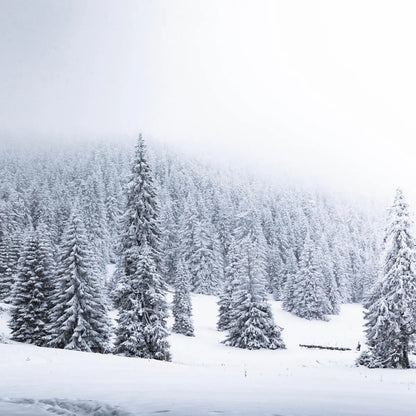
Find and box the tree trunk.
[401,345,410,369]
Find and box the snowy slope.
[1,295,416,416]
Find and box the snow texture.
[1,294,416,416]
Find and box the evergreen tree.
[281,249,299,311]
[217,237,242,331]
[114,135,171,361]
[172,260,194,336]
[159,197,180,286]
[285,234,330,320]
[318,237,340,315]
[79,171,109,272]
[114,243,171,359]
[0,237,10,300]
[9,227,55,345]
[0,232,22,302]
[179,200,198,268]
[362,189,416,368]
[48,210,110,353]
[332,246,350,302]
[188,217,223,295]
[266,210,288,300]
[224,211,285,350]
[104,158,124,262]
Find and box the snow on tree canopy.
[9,226,55,346]
[362,188,416,369]
[114,135,171,361]
[47,208,111,353]
[172,259,194,337]
[224,211,285,350]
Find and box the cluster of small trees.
[4,137,176,358]
[10,210,110,352]
[153,150,381,318]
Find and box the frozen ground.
[1,295,416,416]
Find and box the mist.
[1,0,415,203]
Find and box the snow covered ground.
[1,295,416,416]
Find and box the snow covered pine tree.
[224,211,285,350]
[360,189,416,368]
[217,236,243,331]
[172,259,194,336]
[283,233,331,320]
[47,209,110,353]
[0,233,22,302]
[9,227,55,346]
[114,135,171,361]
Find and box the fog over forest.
[1,2,416,415]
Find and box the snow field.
[1,294,416,416]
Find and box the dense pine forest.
[0,137,383,354]
[0,138,380,301]
[1,135,416,380]
[3,1,416,413]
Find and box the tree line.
[2,136,407,366]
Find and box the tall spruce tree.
[362,189,416,368]
[172,260,194,336]
[114,135,171,361]
[224,211,285,350]
[285,233,331,320]
[48,209,110,353]
[217,236,242,331]
[189,218,223,295]
[159,197,180,286]
[0,236,10,301]
[9,227,55,345]
[281,249,299,311]
[318,237,340,315]
[0,233,22,302]
[187,199,223,295]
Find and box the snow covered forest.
[1,136,416,415]
[0,134,384,348]
[3,0,416,413]
[0,137,380,306]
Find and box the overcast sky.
[1,1,415,203]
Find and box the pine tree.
[318,237,340,315]
[179,200,198,267]
[159,197,180,286]
[172,260,194,336]
[79,171,109,273]
[186,199,223,295]
[0,232,22,302]
[48,210,110,353]
[217,237,242,331]
[362,189,416,368]
[114,135,171,361]
[332,246,350,302]
[0,237,10,300]
[224,211,285,350]
[104,158,124,262]
[9,227,55,345]
[189,218,223,295]
[285,234,330,320]
[281,249,299,311]
[114,243,170,359]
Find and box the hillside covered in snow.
[1,292,416,416]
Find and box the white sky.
[1,1,415,203]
